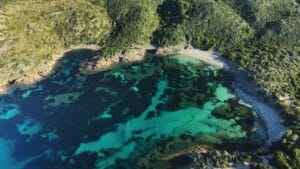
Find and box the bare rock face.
[156,45,183,57]
[0,86,8,95]
[82,46,149,73]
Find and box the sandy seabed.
[180,48,285,143]
[0,44,286,143]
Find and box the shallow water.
[0,49,267,169]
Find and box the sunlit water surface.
[0,50,267,169]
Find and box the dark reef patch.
[0,50,266,169]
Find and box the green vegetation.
[152,1,300,167]
[275,129,300,169]
[150,0,300,120]
[0,0,111,86]
[275,151,292,169]
[153,0,254,50]
[0,0,299,168]
[151,0,188,46]
[102,0,161,55]
[212,98,254,135]
[149,0,300,118]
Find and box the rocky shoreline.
[0,44,286,143]
[160,46,285,143]
[0,44,289,168]
[134,135,275,169]
[81,45,228,74]
[0,44,241,95]
[155,46,286,144]
[0,45,101,95]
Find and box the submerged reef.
[0,50,266,169]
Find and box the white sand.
[155,46,231,70]
[178,48,230,70]
[235,89,285,144]
[177,47,285,144]
[0,44,286,143]
[90,46,287,144]
[93,46,228,72]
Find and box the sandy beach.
[154,45,232,71]
[155,46,285,143]
[1,45,227,95]
[89,45,286,143]
[0,44,286,143]
[90,45,228,72]
[178,48,230,70]
[179,47,285,143]
[235,89,285,144]
[178,47,285,143]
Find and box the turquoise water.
[0,50,266,169]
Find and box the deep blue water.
[0,49,266,169]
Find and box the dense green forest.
[0,0,111,87]
[0,0,299,168]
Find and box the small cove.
[0,49,284,169]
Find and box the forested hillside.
[102,0,160,55]
[0,0,299,168]
[102,0,300,121]
[0,0,111,87]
